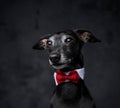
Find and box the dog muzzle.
[54,68,85,85]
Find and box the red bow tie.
[55,70,80,85]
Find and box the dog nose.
[49,54,60,64]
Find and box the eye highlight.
[65,37,73,43]
[47,40,52,46]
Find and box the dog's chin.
[52,64,68,70]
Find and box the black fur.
[50,80,96,108]
[33,29,100,108]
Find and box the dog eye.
[47,40,52,46]
[65,38,73,43]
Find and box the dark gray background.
[0,0,120,108]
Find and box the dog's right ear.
[32,34,51,50]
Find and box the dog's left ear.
[32,34,51,50]
[74,29,101,43]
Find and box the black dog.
[33,29,100,108]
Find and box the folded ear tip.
[32,43,44,50]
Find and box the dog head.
[33,29,101,70]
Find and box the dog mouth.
[52,62,60,65]
[49,59,72,69]
[52,63,66,66]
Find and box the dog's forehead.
[49,33,72,41]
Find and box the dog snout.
[49,54,60,64]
